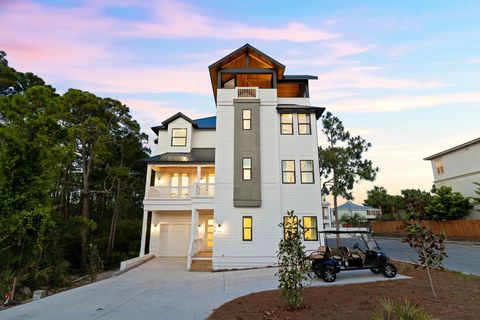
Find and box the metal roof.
[424,137,480,160]
[337,201,377,211]
[276,104,326,119]
[282,75,318,80]
[151,114,216,134]
[142,148,215,164]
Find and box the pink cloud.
[320,91,480,113]
[310,66,448,92]
[60,64,211,95]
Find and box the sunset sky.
[2,0,479,203]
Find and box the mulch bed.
[209,261,480,320]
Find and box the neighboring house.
[322,198,334,228]
[139,44,325,271]
[424,137,480,198]
[337,201,381,221]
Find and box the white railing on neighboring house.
[235,87,258,99]
[148,183,215,199]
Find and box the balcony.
[235,87,258,99]
[147,183,215,200]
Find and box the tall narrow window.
[300,160,314,184]
[242,109,252,130]
[282,160,296,184]
[242,158,252,181]
[171,128,187,146]
[283,216,298,239]
[303,216,318,241]
[280,114,293,135]
[242,216,252,241]
[297,113,311,135]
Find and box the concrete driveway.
[1,258,408,320]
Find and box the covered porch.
[140,208,214,271]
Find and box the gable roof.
[151,113,216,134]
[208,44,286,99]
[337,201,377,211]
[424,137,480,160]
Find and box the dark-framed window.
[300,160,314,184]
[297,113,311,135]
[171,128,187,146]
[283,216,298,239]
[303,216,318,241]
[280,114,293,135]
[242,157,252,181]
[242,216,252,241]
[282,160,295,184]
[242,109,252,130]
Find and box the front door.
[206,219,214,250]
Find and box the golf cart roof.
[319,230,372,234]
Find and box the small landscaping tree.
[426,186,472,220]
[403,221,446,299]
[276,211,309,310]
[318,112,378,245]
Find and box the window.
[282,160,296,183]
[242,109,252,130]
[280,114,293,135]
[303,216,318,241]
[435,159,444,174]
[300,160,314,184]
[171,128,187,146]
[283,216,298,239]
[242,158,252,181]
[242,216,252,241]
[297,113,311,135]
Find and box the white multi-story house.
[139,44,325,271]
[424,137,480,198]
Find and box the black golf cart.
[307,230,397,282]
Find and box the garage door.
[157,224,191,257]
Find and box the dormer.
[208,44,317,101]
[151,113,216,154]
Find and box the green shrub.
[426,186,472,220]
[371,298,433,320]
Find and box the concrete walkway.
[1,258,408,320]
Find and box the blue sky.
[2,0,480,202]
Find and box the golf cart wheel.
[382,263,397,278]
[370,267,382,274]
[322,267,337,283]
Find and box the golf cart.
[307,230,397,282]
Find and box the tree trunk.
[80,151,93,269]
[107,180,121,259]
[333,170,340,247]
[423,247,437,299]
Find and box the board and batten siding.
[213,89,323,270]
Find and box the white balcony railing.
[196,183,215,198]
[235,87,258,99]
[147,183,215,199]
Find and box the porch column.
[187,208,199,270]
[139,210,148,256]
[196,165,201,183]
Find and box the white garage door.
[157,224,191,257]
